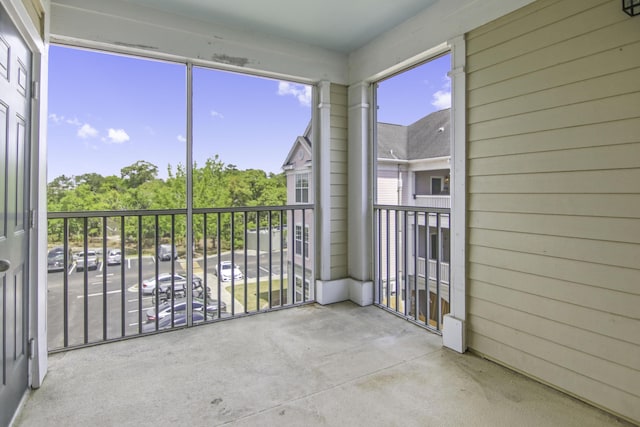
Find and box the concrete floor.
[14,302,632,427]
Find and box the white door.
[0,3,32,425]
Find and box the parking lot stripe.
[76,289,122,299]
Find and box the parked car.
[106,249,122,265]
[141,311,205,333]
[145,298,227,323]
[47,247,72,272]
[140,273,203,297]
[76,250,99,271]
[213,261,243,282]
[157,244,177,261]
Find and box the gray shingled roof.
[378,108,450,160]
[377,123,408,160]
[284,108,450,167]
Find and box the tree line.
[48,156,289,252]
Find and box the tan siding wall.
[330,84,348,278]
[466,0,640,423]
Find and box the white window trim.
[295,172,309,204]
[294,275,311,301]
[295,224,303,256]
[294,223,310,259]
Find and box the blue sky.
[376,53,451,126]
[47,46,449,182]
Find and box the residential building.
[282,122,314,303]
[283,109,451,313]
[2,0,639,425]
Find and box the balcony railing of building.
[374,205,450,332]
[46,205,314,352]
[414,194,451,209]
[417,259,450,284]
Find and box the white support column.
[443,35,467,353]
[346,82,373,306]
[315,81,352,305]
[316,81,332,282]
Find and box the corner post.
[443,35,467,353]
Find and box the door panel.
[0,3,32,426]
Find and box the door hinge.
[31,81,39,100]
[28,338,35,359]
[30,209,36,229]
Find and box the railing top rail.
[373,204,450,214]
[48,204,314,219]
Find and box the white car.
[106,249,122,265]
[214,261,243,282]
[76,250,99,271]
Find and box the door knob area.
[0,259,10,272]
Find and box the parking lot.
[47,250,287,350]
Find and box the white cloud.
[66,117,82,126]
[431,75,451,109]
[210,110,224,119]
[177,135,187,142]
[106,128,130,144]
[49,113,64,123]
[431,90,451,109]
[77,123,98,139]
[277,81,312,107]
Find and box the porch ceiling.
[122,0,437,53]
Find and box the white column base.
[316,278,374,306]
[442,314,466,353]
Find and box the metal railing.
[47,205,314,352]
[374,205,450,332]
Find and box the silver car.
[106,249,122,265]
[76,250,99,271]
[140,273,203,297]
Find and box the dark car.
[47,247,72,272]
[145,298,227,323]
[142,311,205,333]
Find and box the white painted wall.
[49,0,347,84]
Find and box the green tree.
[120,160,158,189]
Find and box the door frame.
[0,0,47,395]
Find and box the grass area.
[226,278,289,312]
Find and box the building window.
[304,226,309,258]
[295,275,311,302]
[295,173,309,203]
[295,224,309,258]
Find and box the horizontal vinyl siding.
[466,0,640,423]
[376,169,399,204]
[330,84,348,278]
